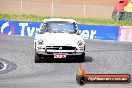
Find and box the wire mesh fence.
[112,11,132,20]
[0,0,131,20]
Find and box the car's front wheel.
[35,52,41,63]
[78,53,85,62]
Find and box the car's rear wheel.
[35,52,41,63]
[78,53,85,62]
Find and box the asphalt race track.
[0,36,132,88]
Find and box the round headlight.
[77,40,83,46]
[38,39,43,45]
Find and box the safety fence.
[0,20,132,42]
[112,11,132,20]
[112,0,132,20]
[0,0,116,19]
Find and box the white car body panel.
[34,18,85,57]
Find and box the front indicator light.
[37,46,43,50]
[79,47,84,51]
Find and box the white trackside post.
[20,0,23,14]
[51,0,54,17]
[83,3,86,19]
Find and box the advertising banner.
[118,26,132,42]
[78,24,119,40]
[0,20,119,41]
[0,20,40,36]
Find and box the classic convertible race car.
[34,18,85,63]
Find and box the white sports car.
[34,18,85,63]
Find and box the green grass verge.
[0,13,132,26]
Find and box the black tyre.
[78,53,85,62]
[35,52,41,63]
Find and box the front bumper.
[37,49,84,55]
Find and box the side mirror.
[77,30,81,35]
[37,23,47,34]
[37,28,44,34]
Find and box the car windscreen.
[46,22,76,33]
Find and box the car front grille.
[46,46,77,50]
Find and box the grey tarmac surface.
[0,36,132,88]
